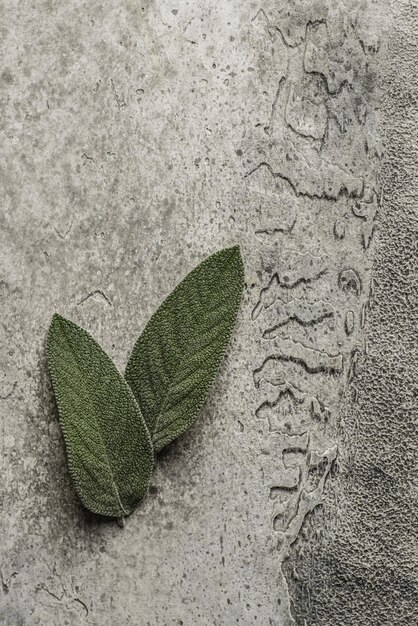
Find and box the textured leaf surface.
[125,246,245,451]
[47,315,153,517]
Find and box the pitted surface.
[1,1,416,624]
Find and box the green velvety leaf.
[47,314,154,518]
[125,246,245,452]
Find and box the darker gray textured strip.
[284,2,418,624]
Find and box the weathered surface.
[0,0,416,624]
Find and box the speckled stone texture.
[0,1,416,625]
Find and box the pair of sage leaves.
[47,246,244,519]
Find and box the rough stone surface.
[0,1,416,625]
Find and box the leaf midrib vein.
[151,299,234,441]
[60,325,127,516]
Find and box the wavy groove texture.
[125,246,244,452]
[47,315,154,517]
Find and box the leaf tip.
[47,314,71,353]
[50,312,64,325]
[226,243,241,256]
[227,244,244,279]
[219,244,243,269]
[50,313,73,331]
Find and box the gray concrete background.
[0,0,417,624]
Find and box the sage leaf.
[125,246,245,452]
[47,314,154,518]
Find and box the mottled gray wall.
[1,1,416,625]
